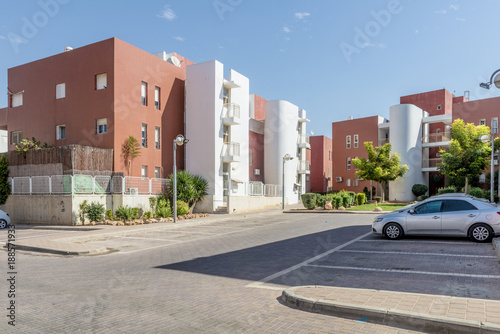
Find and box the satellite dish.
[167,56,181,67]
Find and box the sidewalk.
[282,286,500,333]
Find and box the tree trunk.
[381,182,386,202]
[188,200,197,214]
[464,177,469,194]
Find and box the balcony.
[298,134,311,149]
[223,142,240,163]
[422,158,442,172]
[378,138,390,146]
[223,103,241,125]
[298,160,310,174]
[422,133,451,147]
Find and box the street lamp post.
[282,154,293,210]
[173,134,189,223]
[480,133,494,203]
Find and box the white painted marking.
[337,249,497,259]
[246,231,372,289]
[306,264,500,279]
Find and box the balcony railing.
[223,103,240,118]
[223,142,240,162]
[422,133,451,144]
[298,160,310,174]
[378,138,390,146]
[422,158,442,168]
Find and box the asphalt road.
[1,212,498,333]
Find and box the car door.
[405,200,443,234]
[441,199,479,236]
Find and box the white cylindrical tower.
[264,100,299,204]
[389,104,425,201]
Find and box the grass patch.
[346,203,409,211]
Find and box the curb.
[493,238,500,262]
[11,243,109,256]
[284,210,390,214]
[281,286,500,334]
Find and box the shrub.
[374,196,382,203]
[149,197,158,213]
[176,200,189,216]
[437,186,456,195]
[484,191,499,203]
[341,193,351,208]
[420,195,429,201]
[143,211,152,220]
[412,184,428,198]
[131,207,140,220]
[301,193,317,210]
[0,155,10,205]
[115,206,135,222]
[78,200,88,223]
[156,197,172,218]
[316,194,326,208]
[356,193,366,206]
[105,209,114,221]
[333,195,342,209]
[347,191,356,204]
[467,187,484,199]
[85,202,105,222]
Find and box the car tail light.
[497,212,500,215]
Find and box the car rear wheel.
[0,219,7,229]
[384,223,403,240]
[469,224,493,243]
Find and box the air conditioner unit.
[335,177,343,182]
[254,169,260,175]
[129,188,139,195]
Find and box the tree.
[352,142,408,202]
[15,137,53,158]
[437,119,494,193]
[122,136,141,176]
[0,155,10,205]
[167,171,208,213]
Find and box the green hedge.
[356,193,366,205]
[301,193,317,209]
[437,186,456,195]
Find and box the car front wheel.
[384,223,403,240]
[0,219,7,229]
[469,224,493,243]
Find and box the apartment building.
[309,135,333,193]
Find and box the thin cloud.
[282,26,291,33]
[434,9,447,14]
[295,12,310,20]
[0,35,6,40]
[173,36,185,41]
[456,17,466,22]
[450,4,459,10]
[158,5,176,21]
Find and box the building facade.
[309,135,332,193]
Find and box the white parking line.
[337,249,498,258]
[305,264,500,279]
[246,232,373,289]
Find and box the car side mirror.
[409,209,415,214]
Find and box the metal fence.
[247,182,281,197]
[9,175,169,195]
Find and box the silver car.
[0,209,10,229]
[372,194,500,242]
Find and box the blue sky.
[1,0,500,137]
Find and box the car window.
[414,200,442,214]
[442,199,477,212]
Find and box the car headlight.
[373,217,384,223]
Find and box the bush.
[374,196,382,203]
[316,194,326,208]
[467,187,484,199]
[78,200,88,223]
[156,197,172,218]
[85,202,105,222]
[356,193,366,206]
[412,184,428,198]
[131,207,140,220]
[176,200,189,216]
[437,186,456,195]
[105,209,114,221]
[347,191,356,204]
[115,206,135,221]
[333,195,342,209]
[143,211,152,220]
[149,197,158,213]
[420,195,429,201]
[301,193,317,210]
[484,191,499,203]
[341,193,351,208]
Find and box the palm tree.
[122,136,141,176]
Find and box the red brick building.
[309,135,332,193]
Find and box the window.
[354,134,359,148]
[141,165,148,178]
[354,178,359,187]
[346,179,351,187]
[329,151,332,161]
[56,83,66,99]
[346,157,351,170]
[141,82,147,106]
[249,149,252,166]
[328,167,331,177]
[480,119,486,126]
[436,128,441,134]
[154,167,161,179]
[141,124,148,147]
[56,125,66,140]
[96,118,107,134]
[346,135,351,149]
[437,104,442,110]
[414,200,442,214]
[11,92,23,107]
[354,156,359,170]
[492,118,498,134]
[96,73,107,90]
[442,200,477,212]
[155,86,160,110]
[154,126,160,149]
[11,131,22,144]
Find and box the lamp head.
[283,154,293,161]
[480,134,490,143]
[175,134,189,146]
[480,82,491,90]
